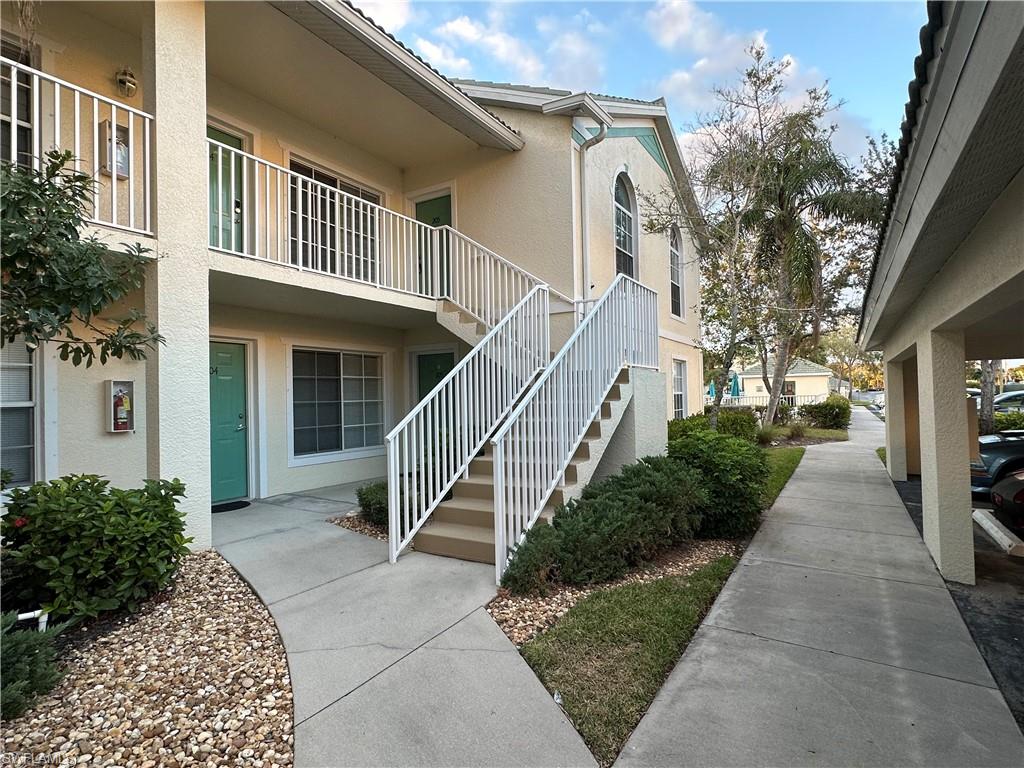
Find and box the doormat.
[212,500,251,514]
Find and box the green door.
[415,194,452,228]
[417,352,456,399]
[210,342,248,503]
[415,195,452,293]
[208,126,244,250]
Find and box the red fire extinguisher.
[113,389,132,431]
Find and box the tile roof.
[451,79,665,108]
[739,357,835,377]
[859,0,945,340]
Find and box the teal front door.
[208,126,244,250]
[210,342,248,503]
[417,352,456,399]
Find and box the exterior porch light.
[115,67,137,99]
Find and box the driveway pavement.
[214,482,595,768]
[617,408,1024,767]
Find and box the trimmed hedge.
[669,407,758,443]
[800,394,852,430]
[1,475,190,620]
[668,430,769,538]
[990,411,1024,434]
[356,481,388,528]
[500,457,706,594]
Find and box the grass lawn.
[763,445,805,508]
[776,425,848,442]
[520,556,737,767]
[876,446,886,464]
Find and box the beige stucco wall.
[659,338,703,418]
[210,303,463,497]
[740,374,830,398]
[403,108,577,299]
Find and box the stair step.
[453,475,494,500]
[469,455,494,475]
[606,383,622,402]
[414,520,495,564]
[433,496,493,527]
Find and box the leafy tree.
[821,318,863,398]
[1,150,161,366]
[980,360,996,436]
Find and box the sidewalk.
[214,483,595,768]
[617,408,1024,767]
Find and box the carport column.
[141,2,212,547]
[916,329,974,584]
[884,357,908,481]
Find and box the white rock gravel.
[2,551,293,767]
[488,539,742,647]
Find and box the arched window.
[614,174,636,278]
[669,227,682,317]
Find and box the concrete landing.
[616,409,1024,767]
[214,484,595,768]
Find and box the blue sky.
[352,0,928,160]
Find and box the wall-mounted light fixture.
[115,67,137,99]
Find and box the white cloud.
[546,30,605,91]
[436,14,544,83]
[646,0,723,54]
[349,0,412,33]
[657,29,767,112]
[413,37,473,76]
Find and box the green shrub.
[500,523,561,596]
[776,402,794,425]
[800,394,852,430]
[756,425,777,445]
[356,481,389,528]
[992,411,1024,433]
[670,408,757,443]
[788,422,807,439]
[1,613,63,721]
[668,430,770,538]
[1,475,190,620]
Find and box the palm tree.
[744,117,884,425]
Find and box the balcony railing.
[703,393,828,408]
[1,57,153,235]
[207,139,563,319]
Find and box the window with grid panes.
[1,39,35,167]
[669,227,683,317]
[292,349,383,455]
[1,339,36,485]
[672,360,688,419]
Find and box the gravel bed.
[329,512,387,542]
[2,551,293,767]
[487,539,742,647]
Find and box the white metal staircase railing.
[490,274,659,581]
[386,286,551,561]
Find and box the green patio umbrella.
[730,373,741,397]
[708,379,716,398]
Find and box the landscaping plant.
[356,481,388,528]
[0,612,63,721]
[668,430,769,538]
[800,394,852,430]
[500,523,562,597]
[668,408,757,443]
[787,421,807,439]
[1,475,190,620]
[990,411,1024,434]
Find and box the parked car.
[994,390,1024,413]
[971,431,1024,496]
[991,468,1024,532]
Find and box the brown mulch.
[329,512,388,542]
[487,539,743,647]
[2,551,293,768]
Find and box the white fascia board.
[541,92,615,126]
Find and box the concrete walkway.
[618,408,1024,767]
[214,482,594,768]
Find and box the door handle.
[236,424,246,432]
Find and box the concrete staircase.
[413,369,634,563]
[436,299,487,346]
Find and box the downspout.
[579,122,608,306]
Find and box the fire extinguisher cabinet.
[106,380,136,434]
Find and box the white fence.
[2,57,153,235]
[703,393,828,408]
[386,287,550,561]
[490,274,658,582]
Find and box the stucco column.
[917,329,974,584]
[884,357,908,481]
[142,2,212,548]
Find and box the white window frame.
[613,172,637,279]
[1,339,40,486]
[669,226,683,319]
[286,341,390,467]
[672,358,688,419]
